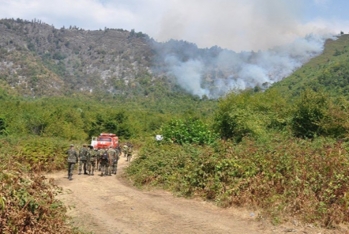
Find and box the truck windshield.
[98,137,112,142]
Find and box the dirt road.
[47,157,345,234]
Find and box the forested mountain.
[0,18,330,99]
[0,18,156,97]
[271,34,349,99]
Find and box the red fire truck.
[91,133,119,149]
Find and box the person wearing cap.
[67,144,78,181]
[79,144,89,175]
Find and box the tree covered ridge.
[1,18,334,100]
[0,18,231,99]
[0,18,156,97]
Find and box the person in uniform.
[99,147,109,176]
[107,146,118,175]
[126,143,133,162]
[67,144,78,181]
[79,144,89,175]
[87,145,97,176]
[113,146,120,174]
[122,143,128,158]
[97,147,104,171]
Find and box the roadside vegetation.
[0,159,77,233]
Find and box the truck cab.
[91,133,119,149]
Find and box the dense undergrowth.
[126,137,349,227]
[0,157,79,233]
[0,136,84,233]
[0,136,71,171]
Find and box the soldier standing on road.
[114,146,121,174]
[99,147,109,176]
[116,144,121,159]
[87,145,97,176]
[126,143,133,162]
[67,144,78,181]
[79,144,89,175]
[123,143,128,158]
[97,148,104,171]
[108,146,119,175]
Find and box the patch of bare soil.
[47,157,348,234]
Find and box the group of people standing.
[66,143,133,181]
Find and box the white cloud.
[0,0,138,29]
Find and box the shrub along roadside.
[0,136,79,172]
[0,136,84,233]
[0,161,78,233]
[126,137,349,227]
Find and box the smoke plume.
[154,33,335,98]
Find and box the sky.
[1,0,349,52]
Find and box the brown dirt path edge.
[47,158,347,234]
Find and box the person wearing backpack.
[96,148,104,171]
[67,144,78,181]
[99,148,109,176]
[87,145,97,176]
[108,146,119,175]
[79,144,89,175]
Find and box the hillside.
[0,18,219,98]
[0,18,156,97]
[270,34,349,99]
[0,18,331,99]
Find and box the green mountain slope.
[270,34,349,99]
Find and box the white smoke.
[165,56,209,97]
[148,0,346,98]
[161,33,335,98]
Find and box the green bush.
[291,90,349,139]
[161,118,217,145]
[214,90,288,142]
